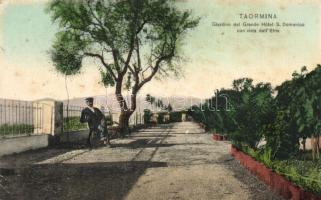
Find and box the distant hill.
[63,94,203,113]
[0,96,203,125]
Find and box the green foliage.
[100,68,115,87]
[146,94,155,105]
[142,110,183,124]
[225,66,321,193]
[190,78,274,148]
[264,111,300,159]
[47,0,199,86]
[187,105,204,125]
[190,65,321,160]
[257,148,273,168]
[145,94,168,110]
[47,0,199,129]
[143,109,152,124]
[64,115,113,132]
[267,65,321,159]
[169,111,183,122]
[156,99,164,109]
[238,145,321,195]
[231,80,274,149]
[125,72,132,90]
[63,116,88,132]
[50,31,85,76]
[157,113,167,124]
[278,66,321,137]
[166,103,173,112]
[105,114,113,126]
[0,124,34,136]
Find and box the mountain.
[63,94,203,113]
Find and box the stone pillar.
[33,99,63,136]
[164,114,170,123]
[153,113,159,124]
[182,113,187,122]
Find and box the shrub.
[143,109,152,124]
[264,111,300,159]
[64,116,88,132]
[105,114,113,126]
[0,124,34,136]
[157,113,165,124]
[169,111,183,122]
[238,145,321,195]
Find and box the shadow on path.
[2,161,168,200]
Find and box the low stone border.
[212,133,228,141]
[230,146,321,200]
[0,135,50,157]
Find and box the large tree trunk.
[115,81,137,137]
[118,111,132,137]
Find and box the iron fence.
[63,105,88,132]
[63,105,144,132]
[0,99,44,138]
[129,112,144,126]
[0,99,145,138]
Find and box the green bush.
[273,158,321,195]
[169,111,183,122]
[189,66,321,195]
[191,66,321,160]
[0,124,34,136]
[64,114,113,132]
[63,116,88,132]
[105,114,113,126]
[238,145,321,195]
[143,109,152,124]
[157,112,168,124]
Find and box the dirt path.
[0,122,282,200]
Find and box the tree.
[156,99,164,110]
[146,95,165,110]
[47,0,199,134]
[145,94,156,110]
[167,103,173,112]
[274,66,321,160]
[228,79,274,149]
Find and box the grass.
[63,117,88,132]
[238,145,321,196]
[63,116,114,132]
[274,160,321,195]
[0,124,34,137]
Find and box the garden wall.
[0,135,50,157]
[59,130,89,143]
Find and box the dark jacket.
[80,107,105,130]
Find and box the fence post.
[32,99,63,144]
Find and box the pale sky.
[0,0,320,101]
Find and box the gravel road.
[0,122,282,200]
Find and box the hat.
[85,97,94,102]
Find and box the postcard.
[0,0,320,199]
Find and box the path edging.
[230,146,321,200]
[212,133,228,141]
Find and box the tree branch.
[137,52,174,90]
[86,0,116,49]
[84,52,117,80]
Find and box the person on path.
[80,97,111,147]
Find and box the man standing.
[80,97,111,147]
